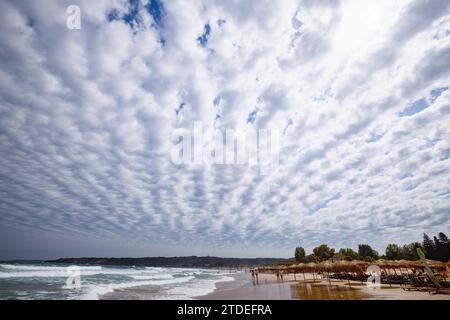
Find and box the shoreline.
[197,272,450,300]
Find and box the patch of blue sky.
[365,132,384,143]
[290,30,302,47]
[197,23,211,46]
[430,86,448,103]
[175,102,186,115]
[399,98,429,117]
[440,149,450,161]
[146,0,165,29]
[399,172,414,180]
[107,0,165,37]
[308,193,341,214]
[292,15,303,30]
[122,0,140,27]
[247,110,257,124]
[217,19,226,27]
[283,118,293,134]
[403,183,418,191]
[399,87,448,117]
[313,85,332,102]
[213,96,221,107]
[26,17,34,27]
[107,9,120,21]
[423,137,439,148]
[439,189,450,198]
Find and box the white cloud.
[0,0,449,258]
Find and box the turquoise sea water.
[0,263,235,300]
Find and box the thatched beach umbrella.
[286,263,306,280]
[332,260,353,287]
[331,260,368,287]
[320,261,333,284]
[306,262,319,281]
[294,263,308,281]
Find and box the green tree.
[338,248,359,261]
[438,232,449,243]
[438,232,450,261]
[434,232,450,261]
[385,244,402,260]
[312,244,335,262]
[423,233,435,260]
[294,247,306,263]
[358,244,379,261]
[401,242,422,260]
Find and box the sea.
[0,263,236,300]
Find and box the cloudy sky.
[0,0,449,260]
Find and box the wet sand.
[197,272,450,300]
[197,272,295,300]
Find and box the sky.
[0,0,449,260]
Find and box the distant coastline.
[42,256,292,268]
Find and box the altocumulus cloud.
[0,0,449,259]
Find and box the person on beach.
[251,269,257,285]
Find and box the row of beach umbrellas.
[258,259,448,275]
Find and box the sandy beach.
[197,272,450,300]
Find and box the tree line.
[294,232,449,263]
[48,256,290,268]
